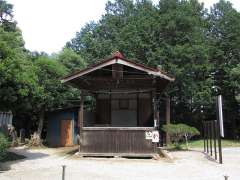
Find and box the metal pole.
[213,120,217,160]
[209,122,212,156]
[203,122,206,152]
[206,122,209,154]
[62,165,66,180]
[224,175,229,180]
[217,120,223,164]
[216,95,223,164]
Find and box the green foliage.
[0,25,38,111]
[0,0,16,32]
[34,57,64,108]
[56,48,86,73]
[162,123,200,149]
[0,133,10,160]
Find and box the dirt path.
[0,147,240,180]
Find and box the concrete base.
[157,147,174,161]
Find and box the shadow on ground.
[0,148,49,172]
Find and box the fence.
[0,111,13,134]
[203,120,222,164]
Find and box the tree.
[162,123,200,149]
[0,0,13,21]
[0,0,16,32]
[0,133,9,160]
[29,53,68,144]
[0,19,37,113]
[208,0,240,138]
[56,48,86,73]
[66,0,159,65]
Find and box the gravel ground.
[0,146,240,180]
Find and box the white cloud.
[7,0,240,54]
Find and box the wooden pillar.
[152,91,160,128]
[78,92,84,130]
[109,90,111,125]
[137,92,139,126]
[78,91,84,152]
[152,90,159,150]
[166,97,171,145]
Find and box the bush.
[162,123,200,149]
[0,133,10,160]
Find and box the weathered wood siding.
[80,128,156,154]
[96,99,111,125]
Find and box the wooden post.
[152,90,159,151]
[80,92,84,129]
[152,91,159,128]
[137,92,139,126]
[109,90,111,125]
[166,97,171,145]
[78,91,84,151]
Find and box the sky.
[7,0,240,54]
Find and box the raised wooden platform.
[80,128,157,154]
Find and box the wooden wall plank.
[81,129,155,154]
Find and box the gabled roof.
[61,52,175,83]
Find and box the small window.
[119,99,129,109]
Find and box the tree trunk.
[185,134,189,150]
[37,109,44,136]
[31,109,45,146]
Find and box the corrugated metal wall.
[0,112,13,134]
[46,110,78,147]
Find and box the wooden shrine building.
[61,52,174,156]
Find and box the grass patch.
[1,152,25,162]
[167,139,240,150]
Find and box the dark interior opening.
[83,92,154,127]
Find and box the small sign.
[145,131,153,139]
[152,131,159,143]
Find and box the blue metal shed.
[46,107,79,147]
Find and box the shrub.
[162,123,200,149]
[0,133,10,160]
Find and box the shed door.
[60,120,73,146]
